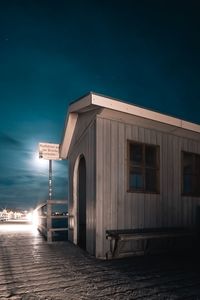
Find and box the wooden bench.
[106,228,197,259]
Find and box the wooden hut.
[60,92,200,259]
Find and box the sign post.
[49,160,52,200]
[38,143,60,200]
[38,142,61,242]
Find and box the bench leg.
[106,238,114,259]
[106,238,119,259]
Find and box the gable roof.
[60,92,200,159]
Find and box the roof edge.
[69,93,92,113]
[60,92,200,159]
[91,93,200,134]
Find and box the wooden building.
[60,92,200,259]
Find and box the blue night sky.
[0,0,200,209]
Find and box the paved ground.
[0,222,200,300]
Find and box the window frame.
[127,141,160,194]
[181,151,200,197]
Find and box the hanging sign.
[39,143,60,160]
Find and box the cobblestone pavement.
[0,223,200,300]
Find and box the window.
[128,142,160,193]
[182,151,200,196]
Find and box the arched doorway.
[77,155,86,250]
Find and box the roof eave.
[91,93,200,134]
[60,93,200,159]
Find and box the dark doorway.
[78,156,86,250]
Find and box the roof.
[60,92,200,159]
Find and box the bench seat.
[106,228,196,259]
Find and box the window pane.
[182,152,200,196]
[130,144,143,165]
[129,167,144,190]
[183,153,193,173]
[145,145,157,167]
[128,142,160,193]
[183,174,192,194]
[145,169,157,192]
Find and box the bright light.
[25,210,39,227]
[26,212,33,222]
[33,152,48,168]
[0,222,38,235]
[32,210,39,227]
[0,223,32,232]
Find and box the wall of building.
[68,111,96,256]
[95,109,200,258]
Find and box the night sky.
[0,0,200,210]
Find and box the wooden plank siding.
[68,112,96,256]
[96,110,200,258]
[67,106,200,259]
